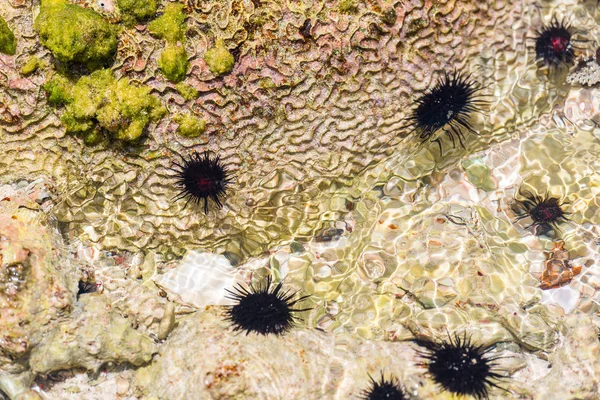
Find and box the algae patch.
[174,113,206,138]
[20,57,43,76]
[148,3,188,83]
[0,15,16,55]
[148,2,186,43]
[175,82,198,101]
[204,40,235,76]
[44,69,165,144]
[34,0,117,68]
[116,0,157,26]
[159,44,188,83]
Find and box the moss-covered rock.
[159,44,188,83]
[44,69,166,143]
[148,2,186,44]
[204,39,235,76]
[34,0,117,68]
[175,82,198,101]
[174,113,206,138]
[116,0,157,26]
[0,15,16,55]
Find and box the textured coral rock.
[133,308,425,399]
[0,210,76,362]
[29,294,158,374]
[1,0,538,258]
[132,308,600,399]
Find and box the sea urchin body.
[513,190,569,235]
[224,277,310,336]
[535,17,576,67]
[415,334,504,399]
[171,150,231,213]
[361,373,407,400]
[407,70,486,155]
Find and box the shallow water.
[1,0,600,399]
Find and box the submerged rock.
[29,294,157,374]
[0,210,76,362]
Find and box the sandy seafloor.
[1,0,600,399]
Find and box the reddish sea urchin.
[513,189,569,235]
[171,151,232,213]
[406,70,486,155]
[535,17,576,67]
[361,373,407,400]
[224,277,311,336]
[415,334,504,399]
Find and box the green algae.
[34,0,117,68]
[174,82,198,101]
[148,3,186,44]
[338,0,358,14]
[20,57,43,76]
[174,113,206,138]
[159,44,188,83]
[43,74,74,105]
[44,69,165,144]
[0,15,16,55]
[204,40,235,76]
[148,3,189,83]
[116,0,157,26]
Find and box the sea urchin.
[406,70,486,155]
[224,277,310,336]
[513,190,569,235]
[171,150,231,212]
[415,334,504,400]
[361,373,407,400]
[535,17,576,67]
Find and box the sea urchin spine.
[171,150,231,213]
[224,276,310,336]
[406,70,486,155]
[415,334,504,400]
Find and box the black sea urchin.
[171,151,231,212]
[224,277,310,336]
[415,334,504,400]
[406,70,486,155]
[361,373,407,400]
[535,17,576,67]
[513,190,569,235]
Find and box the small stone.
[158,302,176,340]
[15,390,42,400]
[116,376,129,396]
